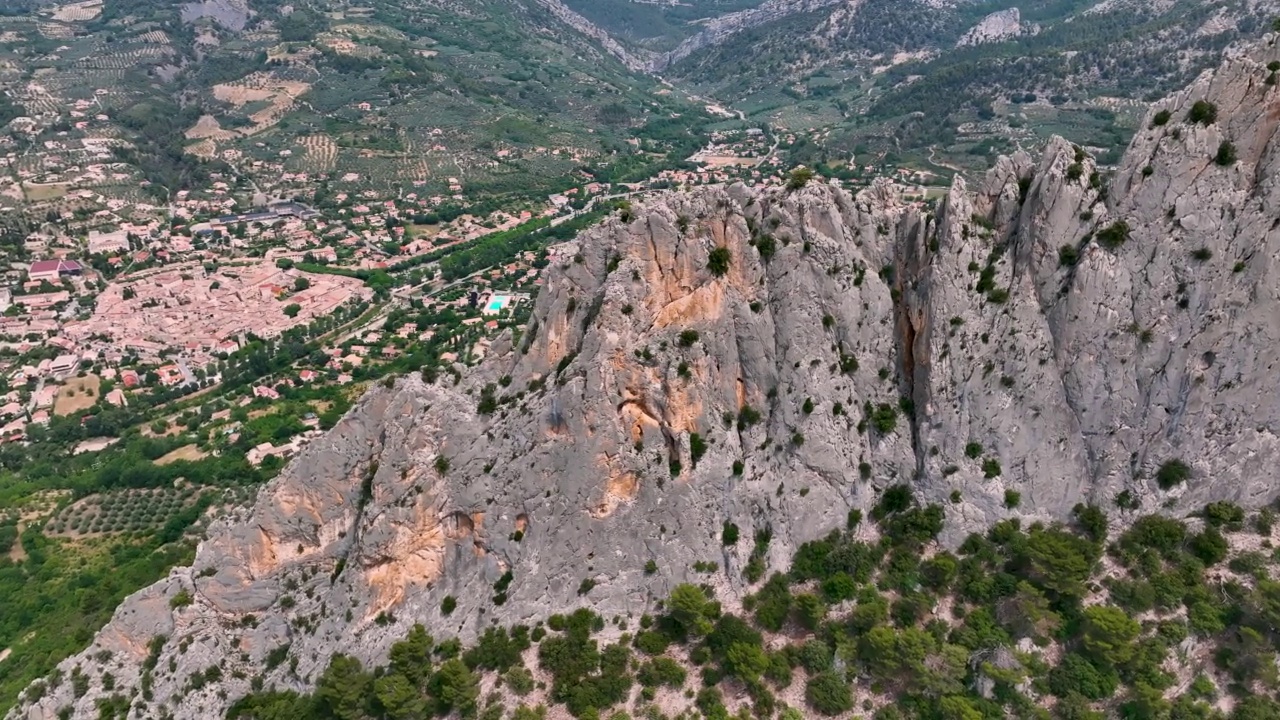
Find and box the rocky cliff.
[956,8,1035,47]
[653,0,846,71]
[16,36,1280,720]
[531,0,657,72]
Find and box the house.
[121,369,140,388]
[157,365,184,386]
[0,419,25,442]
[28,259,83,283]
[88,229,130,254]
[253,385,280,400]
[50,354,78,376]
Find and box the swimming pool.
[485,294,512,314]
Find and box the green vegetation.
[0,422,272,712]
[1096,220,1131,250]
[230,491,1280,720]
[786,167,816,190]
[707,246,732,277]
[1216,141,1238,166]
[1156,458,1192,489]
[1188,100,1219,125]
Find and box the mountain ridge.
[14,32,1280,720]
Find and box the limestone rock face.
[16,35,1280,720]
[956,8,1035,47]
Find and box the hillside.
[14,32,1280,720]
[0,0,712,210]
[659,0,1280,171]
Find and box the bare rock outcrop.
[956,8,1035,47]
[653,0,846,71]
[16,35,1280,720]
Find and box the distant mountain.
[0,0,713,202]
[595,0,1280,170]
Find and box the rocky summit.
[16,36,1280,720]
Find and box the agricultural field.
[43,485,251,537]
[0,425,273,712]
[154,443,208,465]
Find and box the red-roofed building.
[27,259,83,282]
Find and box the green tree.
[429,659,479,717]
[997,582,1061,639]
[283,303,302,318]
[668,584,715,637]
[787,167,816,191]
[725,642,769,680]
[1081,605,1141,668]
[1021,527,1097,597]
[805,671,852,716]
[389,624,434,686]
[938,695,983,720]
[315,655,373,720]
[1156,459,1191,489]
[374,672,428,720]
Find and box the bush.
[170,590,193,609]
[1059,244,1079,267]
[1204,501,1245,529]
[678,330,699,347]
[504,666,535,696]
[722,522,740,546]
[1187,100,1218,125]
[871,404,897,434]
[1189,527,1229,565]
[1151,109,1172,127]
[689,433,707,466]
[1156,459,1191,489]
[1096,220,1131,250]
[442,596,457,615]
[1215,141,1237,166]
[821,572,857,602]
[982,458,1002,478]
[805,671,853,715]
[786,167,815,190]
[1048,653,1118,700]
[755,235,777,261]
[637,657,686,688]
[707,247,731,277]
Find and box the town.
[0,89,949,472]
